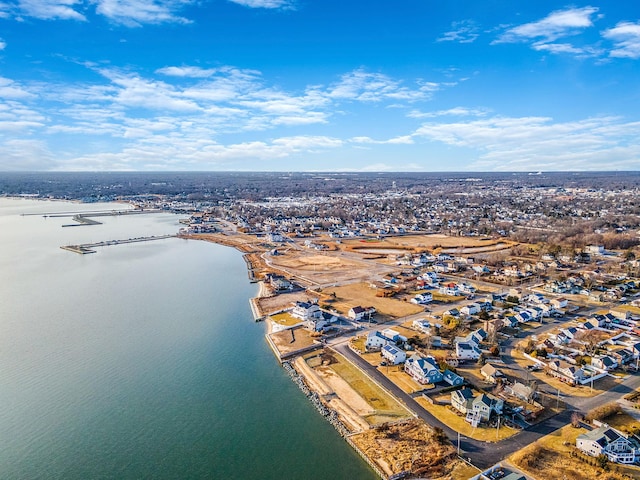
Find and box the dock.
[60,234,176,254]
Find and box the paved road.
[332,341,640,469]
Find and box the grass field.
[327,352,411,425]
[270,312,303,327]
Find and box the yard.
[378,364,430,394]
[415,395,519,442]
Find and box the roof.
[452,387,474,401]
[382,344,403,355]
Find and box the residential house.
[412,319,432,334]
[291,301,322,321]
[455,342,482,360]
[411,293,433,305]
[348,305,376,321]
[451,388,475,415]
[577,424,640,464]
[480,363,504,384]
[551,297,569,309]
[439,282,460,296]
[451,389,503,422]
[404,354,443,384]
[381,344,407,365]
[547,360,586,385]
[365,331,389,351]
[461,303,481,316]
[592,355,618,371]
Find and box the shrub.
[586,403,622,422]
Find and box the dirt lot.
[349,419,478,479]
[268,250,379,285]
[306,350,411,426]
[341,234,513,251]
[323,282,424,319]
[256,291,313,316]
[268,327,318,357]
[509,423,639,480]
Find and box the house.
[471,393,504,422]
[443,369,464,386]
[291,301,322,321]
[381,344,407,365]
[592,355,618,371]
[365,331,390,351]
[404,354,443,384]
[577,424,640,464]
[412,319,432,334]
[480,363,504,383]
[381,328,407,344]
[551,297,569,309]
[455,342,481,360]
[461,303,481,316]
[547,360,585,385]
[506,382,535,402]
[266,273,293,291]
[451,388,503,422]
[439,282,460,296]
[348,305,376,321]
[458,283,477,295]
[451,388,475,415]
[411,292,433,305]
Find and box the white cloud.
[18,0,85,20]
[0,76,35,99]
[156,66,219,78]
[0,39,6,50]
[93,0,191,26]
[438,20,479,44]
[496,6,599,44]
[413,115,640,171]
[328,69,440,102]
[228,0,292,9]
[603,21,640,59]
[407,106,488,119]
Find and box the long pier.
[61,234,176,254]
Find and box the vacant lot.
[268,327,317,357]
[269,250,378,284]
[509,423,638,480]
[309,350,411,425]
[350,419,478,479]
[325,282,424,319]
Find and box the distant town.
[4,170,640,480]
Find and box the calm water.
[0,198,375,480]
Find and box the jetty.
[60,234,176,254]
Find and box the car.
[380,361,388,366]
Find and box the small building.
[443,369,464,386]
[592,355,618,371]
[480,363,504,384]
[381,344,407,365]
[291,301,322,321]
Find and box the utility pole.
[457,431,461,455]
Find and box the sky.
[1,1,640,172]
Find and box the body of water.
[0,198,375,479]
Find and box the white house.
[577,424,640,464]
[381,344,407,365]
[551,298,569,309]
[365,331,389,351]
[461,303,481,316]
[291,301,322,321]
[381,328,407,344]
[404,354,442,384]
[411,292,433,305]
[592,355,618,371]
[412,319,431,334]
[348,306,376,321]
[439,283,460,296]
[455,341,481,360]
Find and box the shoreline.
[185,232,389,479]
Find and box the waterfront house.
[404,354,443,384]
[291,301,322,321]
[577,424,640,464]
[381,344,407,365]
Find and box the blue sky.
[1,1,639,171]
